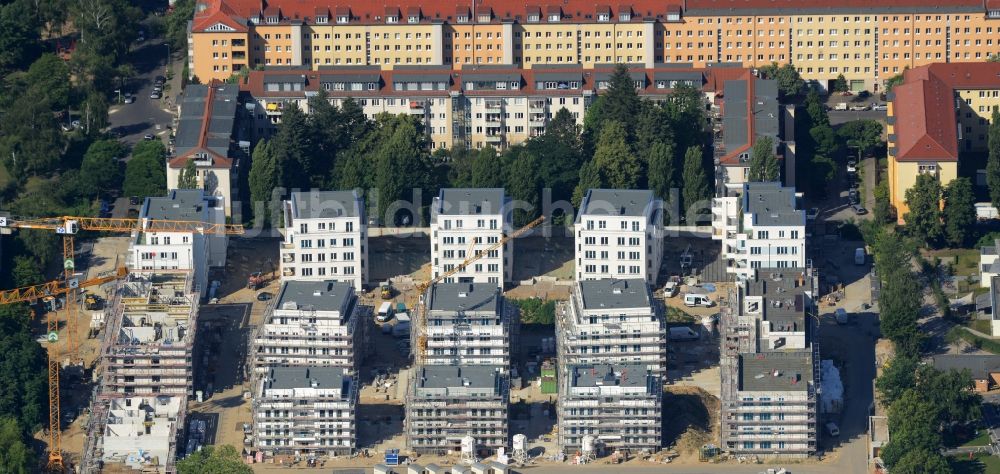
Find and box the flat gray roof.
[143,189,211,221]
[931,354,1000,380]
[722,78,749,153]
[436,188,506,216]
[276,280,354,313]
[578,189,655,217]
[742,182,804,227]
[744,271,810,331]
[993,275,1000,321]
[754,78,780,141]
[266,366,348,390]
[570,363,651,389]
[175,84,239,159]
[417,365,500,390]
[739,351,812,392]
[578,279,651,310]
[290,190,362,219]
[427,282,500,314]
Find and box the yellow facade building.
[887,63,1000,223]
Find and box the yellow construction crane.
[0,215,244,471]
[413,216,545,362]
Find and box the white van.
[825,422,840,437]
[684,294,714,307]
[376,302,393,322]
[854,248,866,266]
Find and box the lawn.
[970,319,993,336]
[951,452,1000,474]
[963,430,993,448]
[925,248,981,277]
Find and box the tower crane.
[413,216,545,363]
[0,215,244,471]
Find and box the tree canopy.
[987,110,1000,211]
[904,174,943,247]
[176,445,252,474]
[748,136,779,182]
[942,177,975,248]
[124,141,168,200]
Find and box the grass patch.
[926,248,981,277]
[511,298,555,325]
[948,326,1000,354]
[969,319,992,335]
[950,452,1000,474]
[666,306,697,324]
[963,430,992,448]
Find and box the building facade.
[888,63,1000,222]
[430,188,512,286]
[416,282,513,367]
[280,190,368,290]
[712,182,806,280]
[720,268,819,458]
[574,189,664,285]
[405,365,509,454]
[557,364,662,455]
[192,0,1000,91]
[167,83,249,217]
[128,189,229,295]
[251,280,368,375]
[253,367,358,457]
[557,279,666,375]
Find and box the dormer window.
[457,15,469,23]
[477,13,491,22]
[548,13,560,22]
[386,15,398,23]
[251,14,261,23]
[990,9,1000,18]
[315,16,328,24]
[408,15,419,23]
[336,15,349,24]
[528,13,540,22]
[619,12,631,22]
[666,11,681,22]
[633,80,643,89]
[266,15,279,24]
[598,13,610,22]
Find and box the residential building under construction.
[405,365,509,455]
[557,363,662,456]
[251,280,369,376]
[720,268,819,458]
[415,282,514,368]
[82,271,200,473]
[253,366,358,457]
[557,279,666,375]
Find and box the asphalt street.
[107,35,175,145]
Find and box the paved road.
[107,33,175,146]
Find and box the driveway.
[108,32,176,146]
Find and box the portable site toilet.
[451,465,470,474]
[374,464,394,474]
[406,464,423,474]
[470,462,489,474]
[423,463,444,474]
[385,449,400,466]
[488,461,511,473]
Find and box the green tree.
[839,119,883,162]
[804,90,830,127]
[647,140,675,203]
[582,63,640,151]
[0,304,48,433]
[248,140,279,226]
[890,449,951,474]
[528,108,584,202]
[884,72,906,92]
[748,136,779,182]
[123,141,167,200]
[270,103,312,188]
[165,0,195,54]
[0,416,33,474]
[873,180,895,224]
[0,0,41,77]
[832,74,849,93]
[916,365,982,428]
[590,121,641,189]
[470,147,504,188]
[177,159,199,189]
[371,115,432,222]
[809,125,839,157]
[573,160,601,207]
[504,146,542,225]
[176,445,252,474]
[904,173,943,246]
[760,62,805,97]
[11,256,43,287]
[875,355,917,408]
[987,110,1000,211]
[682,146,710,218]
[942,177,975,247]
[80,139,125,196]
[881,389,943,467]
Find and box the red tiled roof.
[685,0,982,10]
[891,63,1000,162]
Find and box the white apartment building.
[128,189,228,295]
[405,365,509,454]
[430,188,512,286]
[557,279,666,375]
[557,364,662,454]
[712,182,805,280]
[280,190,368,290]
[417,282,513,367]
[251,280,367,375]
[254,366,357,457]
[574,189,664,285]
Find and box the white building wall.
[575,215,662,285]
[280,201,367,290]
[430,195,512,286]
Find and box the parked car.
[871,103,887,111]
[848,189,860,204]
[834,102,849,111]
[154,75,166,85]
[123,94,135,104]
[143,134,155,140]
[150,92,161,99]
[152,85,163,93]
[847,160,857,173]
[71,120,81,129]
[852,204,868,215]
[256,292,273,301]
[849,104,869,111]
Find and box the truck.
[392,313,411,338]
[976,202,999,220]
[834,102,848,111]
[669,326,701,341]
[376,302,393,322]
[684,294,714,307]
